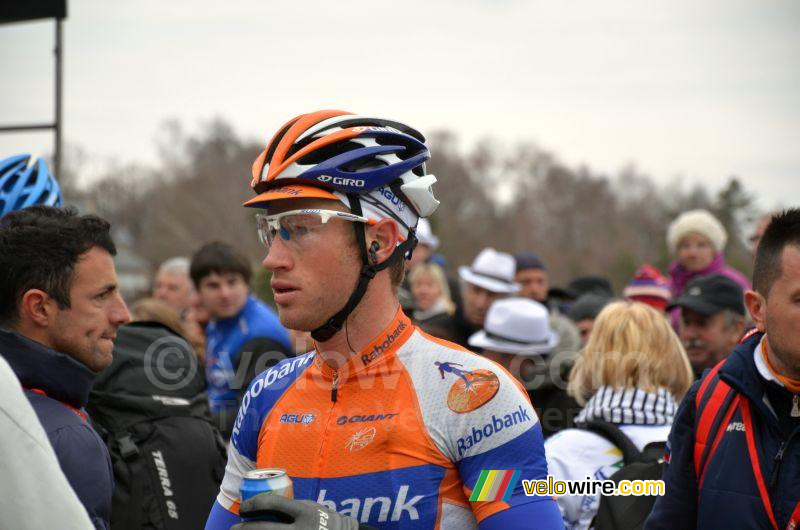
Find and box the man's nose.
[111,294,132,325]
[262,237,292,272]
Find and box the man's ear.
[368,219,401,266]
[744,290,766,332]
[19,289,57,328]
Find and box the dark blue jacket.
[646,332,800,529]
[0,328,114,530]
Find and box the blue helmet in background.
[0,154,63,216]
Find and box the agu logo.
[280,413,315,425]
[435,361,499,413]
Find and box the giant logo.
[435,361,500,413]
[337,413,398,425]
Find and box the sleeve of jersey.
[208,353,314,525]
[454,368,557,524]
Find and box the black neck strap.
[311,195,418,342]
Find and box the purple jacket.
[668,253,750,330]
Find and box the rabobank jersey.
[205,295,291,415]
[208,309,556,529]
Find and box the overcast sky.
[1,0,798,210]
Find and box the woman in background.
[666,209,750,329]
[545,301,694,530]
[408,262,457,341]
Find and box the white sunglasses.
[255,209,374,248]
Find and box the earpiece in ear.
[369,241,380,265]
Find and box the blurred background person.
[152,256,196,317]
[406,218,439,270]
[514,251,550,303]
[408,261,457,340]
[469,297,583,437]
[444,247,520,347]
[666,209,750,329]
[515,251,582,358]
[567,292,613,347]
[130,297,206,363]
[546,301,694,529]
[400,218,462,315]
[666,274,746,378]
[622,263,672,313]
[190,241,291,438]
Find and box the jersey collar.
[313,306,414,380]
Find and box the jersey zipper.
[332,370,339,403]
[314,368,342,497]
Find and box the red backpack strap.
[741,399,780,530]
[693,361,738,484]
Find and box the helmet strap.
[310,194,418,342]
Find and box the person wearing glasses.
[205,110,562,530]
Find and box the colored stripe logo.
[469,470,521,501]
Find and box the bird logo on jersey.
[435,362,500,413]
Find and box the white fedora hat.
[415,218,440,250]
[458,248,520,294]
[468,297,559,355]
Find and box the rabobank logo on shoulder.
[456,405,532,457]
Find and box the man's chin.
[87,349,114,373]
[278,312,320,335]
[687,351,709,364]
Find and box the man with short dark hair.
[190,241,291,438]
[667,274,746,378]
[647,208,800,529]
[0,206,131,529]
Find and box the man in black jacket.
[0,206,131,529]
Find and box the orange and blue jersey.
[205,309,562,529]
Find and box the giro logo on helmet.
[316,175,366,188]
